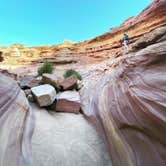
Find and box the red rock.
[56,91,81,114]
[59,75,78,91]
[56,99,80,114]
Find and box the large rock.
[31,84,56,107]
[41,73,63,90]
[18,75,40,89]
[56,91,81,114]
[59,75,78,91]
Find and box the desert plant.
[64,69,82,80]
[38,59,54,76]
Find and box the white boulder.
[31,84,56,107]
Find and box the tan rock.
[41,73,63,90]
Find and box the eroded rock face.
[81,41,166,166]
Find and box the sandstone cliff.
[0,1,166,166]
[1,0,165,67]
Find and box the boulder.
[31,84,56,107]
[18,75,40,90]
[41,73,63,90]
[56,91,81,114]
[59,75,78,91]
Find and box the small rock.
[31,84,56,107]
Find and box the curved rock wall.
[81,39,166,166]
[0,74,35,166]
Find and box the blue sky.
[0,0,151,46]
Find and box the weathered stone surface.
[81,41,166,166]
[56,91,81,114]
[41,73,63,89]
[18,75,40,89]
[59,75,78,91]
[131,26,166,50]
[31,84,56,107]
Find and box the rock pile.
[18,73,82,114]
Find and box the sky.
[0,0,151,46]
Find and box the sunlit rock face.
[81,37,166,166]
[1,0,165,67]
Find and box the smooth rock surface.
[81,41,166,166]
[0,74,35,166]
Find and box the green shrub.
[38,59,54,76]
[64,69,82,80]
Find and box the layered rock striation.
[0,0,166,166]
